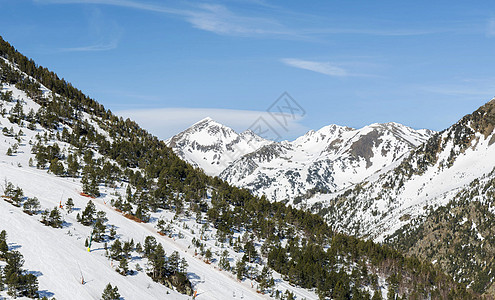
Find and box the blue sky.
[2,0,495,140]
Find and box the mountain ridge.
[168,117,434,202]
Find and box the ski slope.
[0,159,317,299]
[0,67,317,300]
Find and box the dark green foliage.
[3,181,23,206]
[79,200,96,226]
[101,283,120,300]
[65,197,74,213]
[81,168,100,198]
[41,207,63,228]
[0,36,479,299]
[141,236,192,295]
[118,257,129,276]
[23,197,40,214]
[110,239,123,261]
[0,232,40,298]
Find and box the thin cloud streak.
[35,0,290,37]
[34,0,461,39]
[58,7,123,52]
[60,37,120,52]
[281,58,349,77]
[487,18,495,37]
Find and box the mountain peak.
[165,118,270,175]
[196,116,214,124]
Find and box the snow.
[0,72,317,299]
[165,118,271,175]
[218,121,433,203]
[0,82,322,300]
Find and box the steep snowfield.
[165,118,271,176]
[0,69,318,300]
[315,100,495,241]
[0,163,270,300]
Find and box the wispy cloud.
[184,3,288,36]
[34,0,455,39]
[116,107,308,140]
[58,8,123,52]
[281,58,350,77]
[420,78,495,97]
[487,18,495,37]
[60,36,120,52]
[35,0,292,37]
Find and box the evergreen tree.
[23,197,40,214]
[4,250,24,297]
[79,200,96,226]
[118,257,129,276]
[143,236,157,258]
[219,250,230,271]
[204,248,213,263]
[66,153,79,177]
[149,243,166,280]
[48,158,65,176]
[236,260,246,281]
[110,239,123,261]
[50,207,62,226]
[65,198,74,213]
[101,283,120,300]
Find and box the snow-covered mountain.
[311,98,495,292]
[165,118,271,175]
[168,119,433,202]
[0,55,319,300]
[316,97,495,241]
[0,36,483,298]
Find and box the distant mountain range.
[168,99,495,293]
[166,118,434,203]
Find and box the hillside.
[0,36,475,299]
[314,97,495,294]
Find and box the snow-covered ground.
[0,72,318,299]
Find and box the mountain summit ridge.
[167,118,434,202]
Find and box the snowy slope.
[0,58,318,300]
[315,98,495,242]
[165,118,271,175]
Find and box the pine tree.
[236,259,246,281]
[65,198,74,213]
[110,239,123,261]
[23,197,40,214]
[118,257,129,276]
[219,250,230,271]
[0,239,8,259]
[80,200,96,226]
[204,248,212,263]
[179,258,188,274]
[4,250,24,297]
[23,273,39,298]
[101,283,120,300]
[49,158,64,176]
[149,243,166,280]
[66,153,79,177]
[47,207,63,228]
